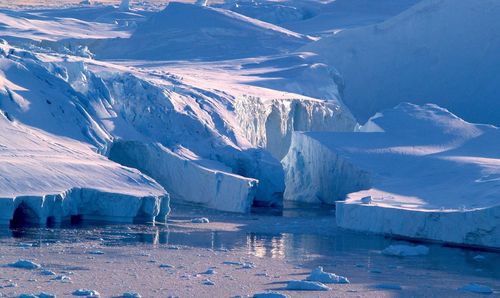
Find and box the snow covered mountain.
[302,0,500,126]
[89,2,312,61]
[222,0,421,35]
[283,103,500,248]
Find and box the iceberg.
[283,103,500,249]
[0,113,168,225]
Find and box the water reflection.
[1,216,500,285]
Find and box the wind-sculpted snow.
[89,2,311,61]
[303,0,500,126]
[0,113,168,225]
[284,103,500,248]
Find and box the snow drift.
[302,0,500,126]
[91,2,311,61]
[283,103,500,249]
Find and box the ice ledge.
[336,201,500,249]
[0,188,169,226]
[109,140,257,213]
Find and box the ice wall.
[235,96,356,160]
[283,103,500,249]
[109,141,257,213]
[282,132,371,204]
[0,189,168,225]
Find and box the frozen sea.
[0,202,498,297]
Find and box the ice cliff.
[283,103,500,249]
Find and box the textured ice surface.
[284,103,500,248]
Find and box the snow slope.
[90,2,312,61]
[302,0,500,126]
[1,41,348,212]
[0,112,168,225]
[283,103,500,248]
[222,0,421,35]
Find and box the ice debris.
[191,217,210,223]
[122,292,141,298]
[72,289,100,297]
[9,260,41,270]
[306,266,349,284]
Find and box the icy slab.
[283,103,500,249]
[382,245,429,257]
[110,141,257,213]
[0,114,168,225]
[302,0,500,127]
[306,266,349,284]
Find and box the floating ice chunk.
[122,292,141,298]
[4,282,17,288]
[459,283,493,294]
[41,270,56,276]
[9,260,41,270]
[202,268,217,275]
[382,245,429,257]
[223,261,243,266]
[375,283,402,290]
[306,266,349,284]
[473,255,486,261]
[52,275,71,282]
[87,250,104,255]
[285,280,330,291]
[72,289,100,297]
[191,217,210,224]
[242,262,256,269]
[253,292,290,298]
[202,279,215,286]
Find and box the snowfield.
[302,0,500,127]
[283,103,500,249]
[0,0,497,260]
[89,2,312,61]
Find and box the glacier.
[283,103,500,249]
[0,30,354,213]
[302,0,500,127]
[0,112,168,225]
